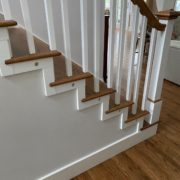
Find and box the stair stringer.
[1,59,150,130]
[49,80,149,131]
[0,26,149,131]
[50,81,129,122]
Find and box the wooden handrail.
[131,0,166,31]
[155,9,180,20]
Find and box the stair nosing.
[141,121,159,131]
[0,20,17,27]
[50,73,93,87]
[5,50,61,65]
[82,89,116,102]
[125,110,149,123]
[106,101,134,114]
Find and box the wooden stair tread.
[5,50,61,65]
[106,101,134,114]
[126,110,149,123]
[141,121,159,131]
[82,88,116,102]
[0,20,17,27]
[50,73,93,87]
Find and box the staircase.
[0,0,179,180]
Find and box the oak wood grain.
[131,0,166,31]
[126,110,149,123]
[5,50,61,64]
[0,20,17,27]
[82,89,116,102]
[106,101,134,114]
[50,73,93,87]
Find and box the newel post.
[146,10,180,124]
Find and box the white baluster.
[126,5,139,101]
[20,0,36,54]
[132,16,147,114]
[115,0,127,104]
[1,0,12,20]
[142,28,157,110]
[107,0,117,88]
[94,0,104,92]
[60,0,72,76]
[44,0,57,50]
[80,0,88,72]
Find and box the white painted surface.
[156,0,176,11]
[115,0,127,104]
[20,0,36,54]
[60,0,72,76]
[132,16,147,114]
[165,41,180,85]
[0,70,140,180]
[142,29,157,110]
[0,0,12,19]
[146,100,162,124]
[93,0,104,92]
[44,0,57,50]
[42,125,157,180]
[126,6,139,100]
[80,0,89,72]
[107,0,116,88]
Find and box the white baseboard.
[39,125,158,180]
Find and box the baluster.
[115,0,127,104]
[126,5,140,101]
[60,0,72,77]
[44,0,57,50]
[0,0,12,20]
[142,28,157,110]
[80,0,88,72]
[132,16,147,114]
[94,0,104,92]
[107,0,117,88]
[20,0,36,54]
[126,0,132,30]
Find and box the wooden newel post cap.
[155,9,180,20]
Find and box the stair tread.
[126,110,149,123]
[50,73,93,87]
[106,101,134,114]
[0,20,17,27]
[5,50,61,64]
[82,88,116,102]
[141,121,159,131]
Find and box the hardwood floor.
[73,80,180,180]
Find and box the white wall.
[156,0,176,11]
[0,70,137,180]
[0,0,105,78]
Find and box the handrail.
[131,0,166,31]
[155,9,180,20]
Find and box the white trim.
[39,125,157,180]
[44,0,57,50]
